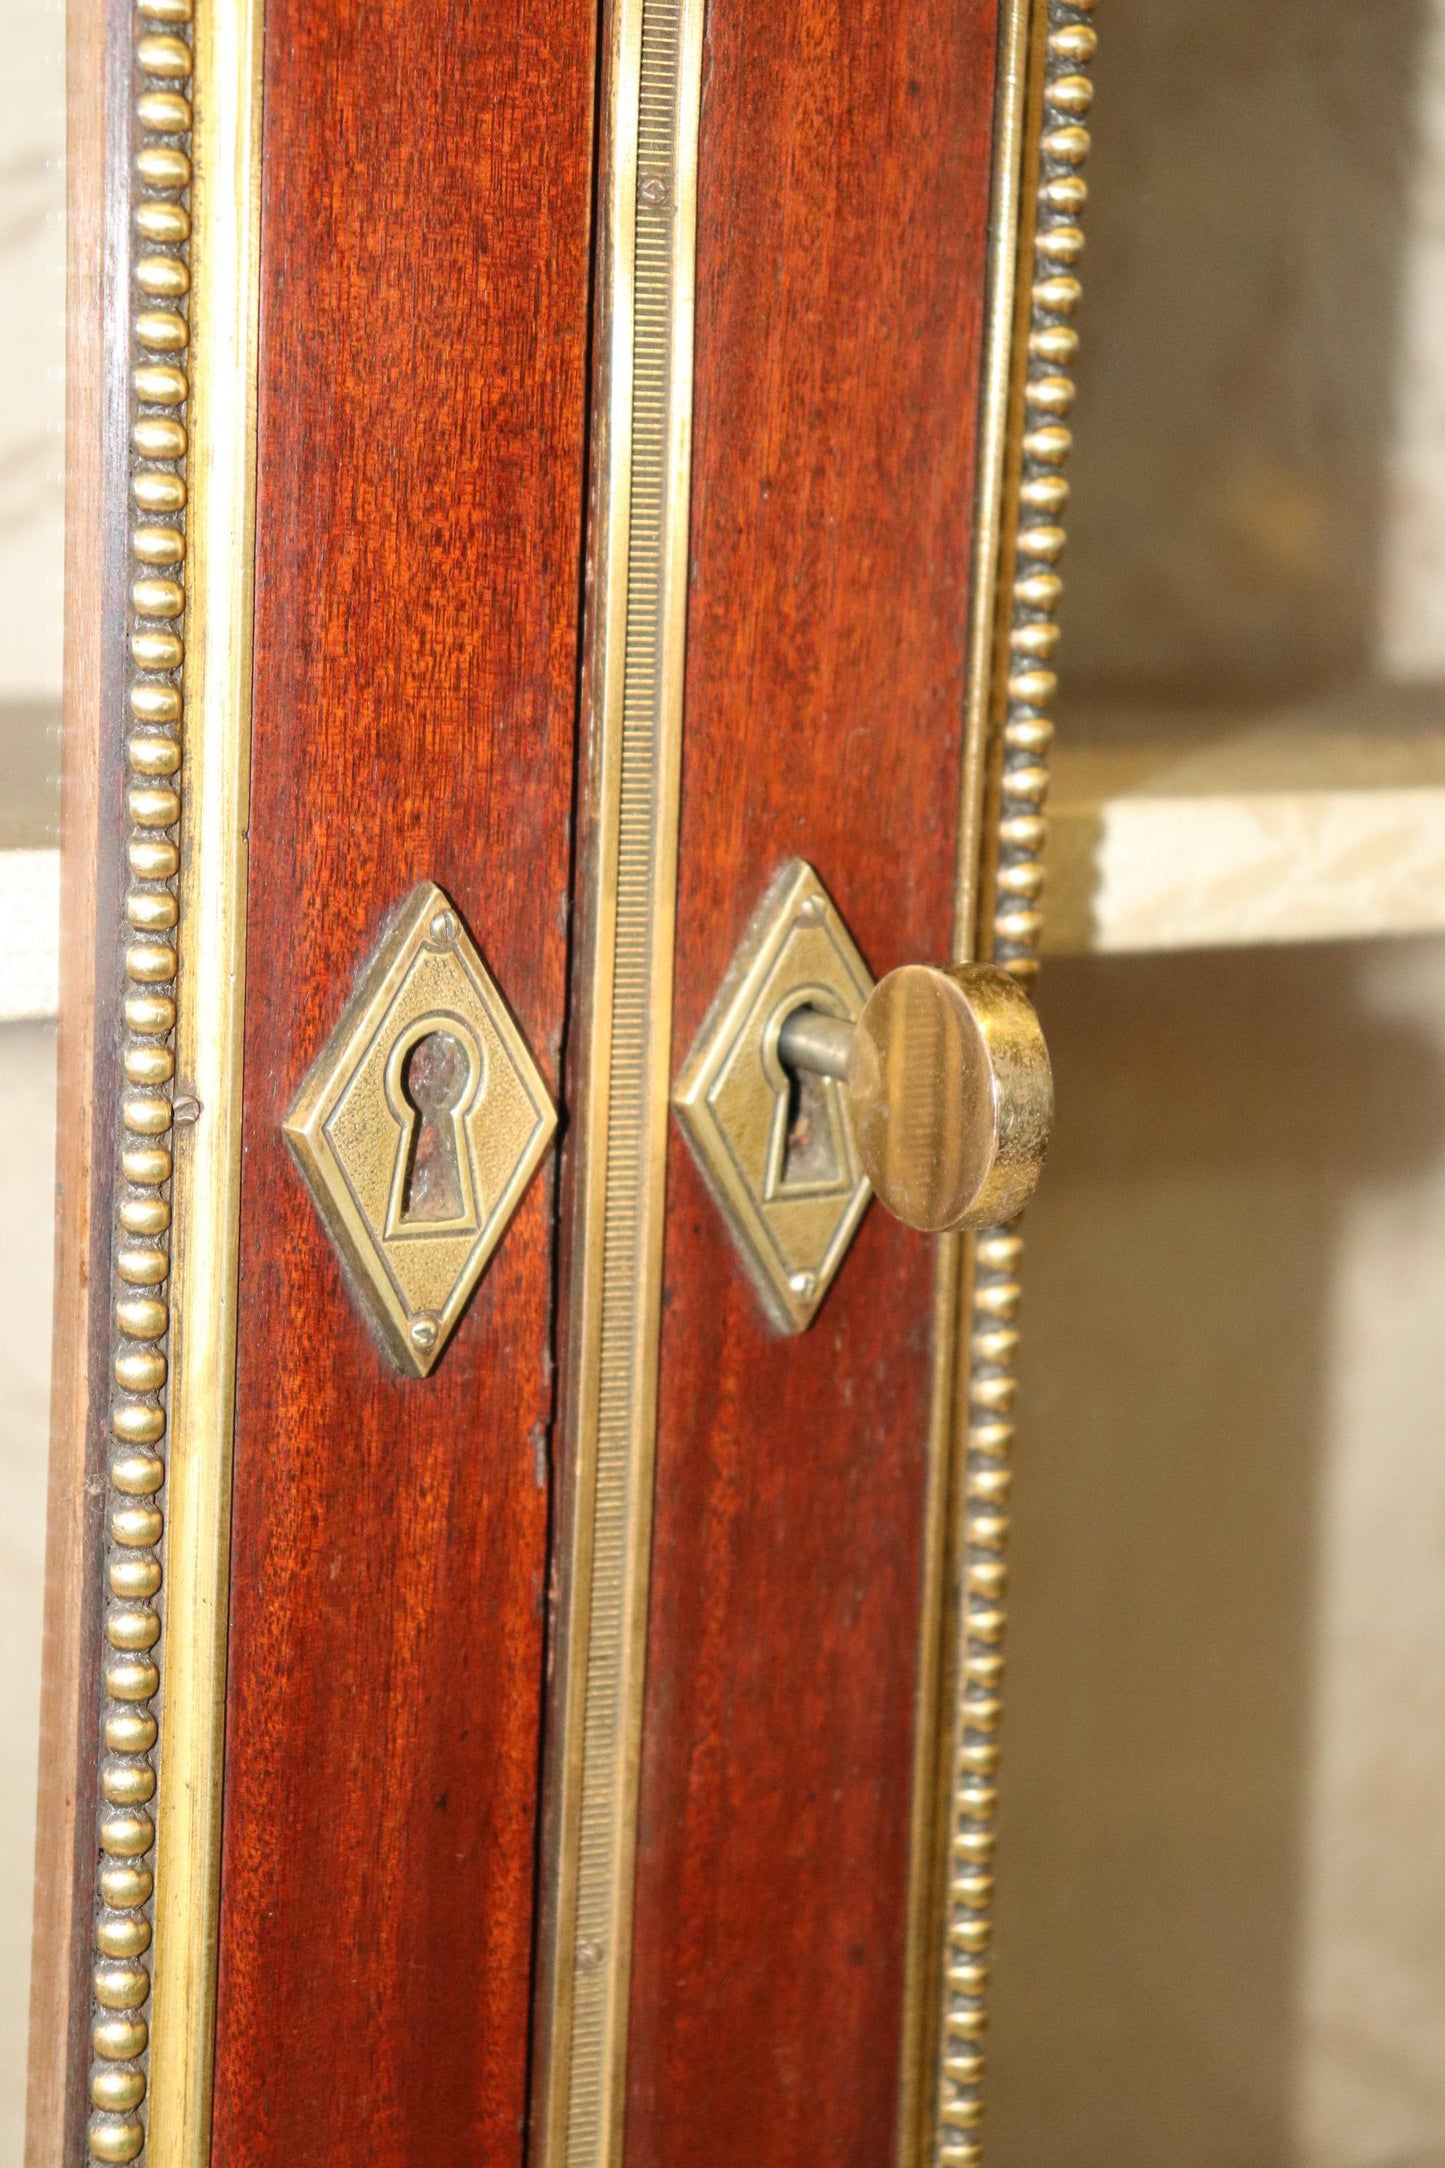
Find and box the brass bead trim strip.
[929,1233,1023,2168]
[929,6,1097,2165]
[83,0,264,2158]
[897,1,1038,2154]
[85,5,194,2155]
[986,0,1096,992]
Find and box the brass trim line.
[913,4,1099,2165]
[78,0,263,2156]
[147,0,263,2153]
[897,1224,973,2168]
[538,1,705,2163]
[951,0,1038,966]
[896,0,1036,2151]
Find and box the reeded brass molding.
[907,4,1098,2165]
[81,0,264,2158]
[536,1,706,2161]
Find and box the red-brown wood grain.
[626,3,1002,2160]
[209,6,597,2163]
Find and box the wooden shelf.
[1044,686,1445,955]
[0,848,58,1023]
[0,703,60,1022]
[7,692,1445,1016]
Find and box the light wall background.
[1,0,65,705]
[2,0,64,2160]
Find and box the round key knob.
[777,963,1052,1233]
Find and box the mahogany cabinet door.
[29,1,1097,2165]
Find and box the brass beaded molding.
[87,1,193,2159]
[932,4,1097,2163]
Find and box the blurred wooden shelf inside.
[1045,683,1445,956]
[7,685,1445,1018]
[0,701,58,1024]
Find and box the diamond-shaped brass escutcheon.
[284,882,557,1376]
[673,859,875,1333]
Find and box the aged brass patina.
[782,964,1052,1234]
[675,863,1053,1327]
[672,858,875,1333]
[283,882,557,1378]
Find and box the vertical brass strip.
[913,4,1099,2166]
[540,2,705,2164]
[897,1227,972,2168]
[896,2,1036,2159]
[145,0,263,2161]
[952,0,1039,969]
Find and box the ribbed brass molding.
[535,1,707,2161]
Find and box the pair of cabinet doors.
[31,0,1096,2163]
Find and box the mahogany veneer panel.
[627,2,1002,2161]
[210,6,597,2163]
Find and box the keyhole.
[779,1064,842,1190]
[400,1031,469,1222]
